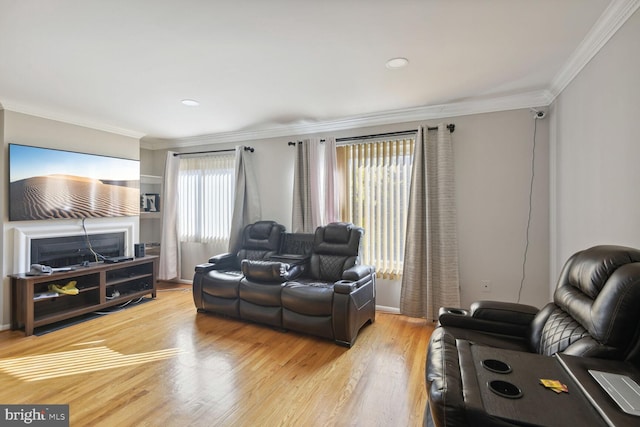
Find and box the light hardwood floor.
[0,283,434,427]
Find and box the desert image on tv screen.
[9,144,140,221]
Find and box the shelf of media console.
[106,272,154,287]
[33,285,100,301]
[32,288,154,325]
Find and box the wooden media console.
[9,256,158,336]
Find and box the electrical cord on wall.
[82,218,105,262]
[517,110,543,303]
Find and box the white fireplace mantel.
[13,221,135,273]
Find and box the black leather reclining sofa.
[193,221,376,347]
[425,245,640,426]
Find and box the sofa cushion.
[239,280,283,306]
[313,222,362,257]
[537,306,589,356]
[283,309,333,339]
[202,270,242,298]
[281,281,334,316]
[240,300,282,327]
[323,223,351,244]
[236,221,285,262]
[551,246,640,357]
[317,255,349,282]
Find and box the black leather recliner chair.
[192,220,285,318]
[426,245,640,426]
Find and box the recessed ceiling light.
[385,57,409,69]
[181,99,200,107]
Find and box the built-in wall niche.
[13,222,135,274]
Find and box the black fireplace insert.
[30,233,125,268]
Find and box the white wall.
[157,108,551,310]
[1,111,141,329]
[454,110,549,308]
[551,8,640,288]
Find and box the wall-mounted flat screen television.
[8,144,140,221]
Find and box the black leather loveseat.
[425,245,640,426]
[193,221,376,347]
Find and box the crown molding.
[146,89,553,150]
[548,0,640,102]
[0,102,145,140]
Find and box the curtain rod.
[286,124,454,145]
[173,146,254,156]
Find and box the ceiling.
[0,0,631,144]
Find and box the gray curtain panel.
[400,124,460,320]
[292,140,313,233]
[228,146,262,253]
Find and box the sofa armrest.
[241,260,286,282]
[195,262,216,273]
[269,254,309,279]
[438,301,538,337]
[240,259,307,282]
[207,253,237,269]
[334,265,375,294]
[470,301,539,324]
[282,263,306,280]
[334,281,356,294]
[342,265,374,281]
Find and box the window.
[178,154,235,244]
[336,136,415,279]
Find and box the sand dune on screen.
[9,175,139,221]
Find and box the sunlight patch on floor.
[0,346,183,381]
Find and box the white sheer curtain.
[178,153,235,245]
[400,124,460,320]
[159,151,180,281]
[292,137,338,233]
[228,146,261,253]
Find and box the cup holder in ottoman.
[487,380,523,399]
[481,359,512,374]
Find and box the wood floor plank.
[0,283,434,427]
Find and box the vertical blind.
[336,137,415,279]
[178,154,235,243]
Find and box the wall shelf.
[140,211,162,219]
[140,174,163,245]
[140,174,163,185]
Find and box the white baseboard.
[160,278,192,285]
[375,305,400,314]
